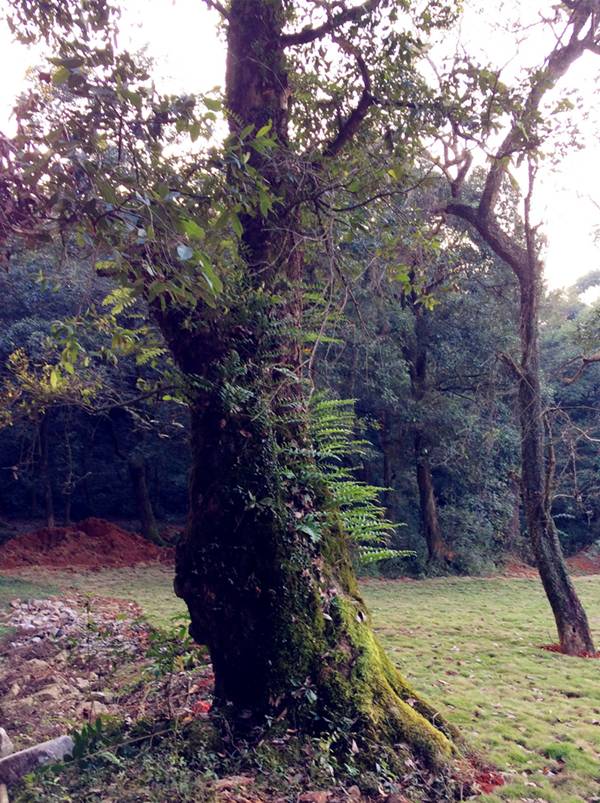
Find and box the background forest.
[2,232,599,574]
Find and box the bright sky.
[1,0,598,292]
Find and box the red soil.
[0,517,174,570]
[540,643,600,659]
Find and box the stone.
[0,736,74,785]
[298,793,330,803]
[75,677,90,691]
[90,690,114,703]
[0,730,13,759]
[8,684,19,698]
[32,684,63,703]
[0,783,7,803]
[25,659,50,676]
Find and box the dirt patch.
[539,643,600,659]
[0,594,212,749]
[566,545,600,575]
[0,518,174,570]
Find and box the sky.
[0,0,598,292]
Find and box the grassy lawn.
[2,567,599,801]
[365,576,600,803]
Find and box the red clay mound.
[0,517,174,570]
[567,546,600,575]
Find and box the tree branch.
[322,38,374,159]
[202,0,230,20]
[281,0,381,47]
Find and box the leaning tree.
[1,0,469,781]
[428,0,600,654]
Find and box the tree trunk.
[405,307,448,564]
[518,268,595,655]
[169,0,458,770]
[415,432,446,563]
[39,414,55,529]
[128,452,164,546]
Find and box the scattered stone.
[0,730,13,759]
[298,793,330,803]
[8,684,19,698]
[0,735,74,785]
[75,677,90,691]
[0,783,8,803]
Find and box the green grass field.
[1,567,598,801]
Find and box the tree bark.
[517,267,595,655]
[169,0,458,767]
[128,452,164,546]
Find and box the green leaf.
[181,219,205,240]
[231,214,243,238]
[49,368,59,389]
[204,97,222,112]
[256,120,272,138]
[52,66,70,86]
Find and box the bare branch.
[281,0,381,47]
[322,38,374,159]
[202,0,230,20]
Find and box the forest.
[0,1,599,802]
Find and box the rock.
[0,730,13,759]
[0,783,7,803]
[90,690,114,703]
[75,677,90,691]
[298,793,330,803]
[54,650,68,664]
[32,684,63,703]
[25,659,50,676]
[0,735,74,785]
[8,684,19,698]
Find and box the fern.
[309,396,413,566]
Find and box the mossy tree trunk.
[168,0,459,769]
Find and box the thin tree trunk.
[39,414,55,529]
[518,267,595,655]
[128,453,164,546]
[415,432,446,563]
[406,307,448,564]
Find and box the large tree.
[1,0,465,782]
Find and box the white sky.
[1,0,599,292]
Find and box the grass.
[365,576,600,803]
[2,567,599,801]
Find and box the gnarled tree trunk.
[169,0,458,770]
